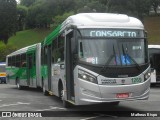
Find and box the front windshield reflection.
[78,38,146,66]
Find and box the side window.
[41,47,44,65]
[33,53,36,66]
[21,54,26,67]
[44,47,47,65]
[58,34,65,62]
[52,33,65,63]
[52,38,58,63]
[8,57,12,66]
[12,56,16,67]
[16,55,21,67]
[29,55,33,69]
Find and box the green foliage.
[151,0,160,14]
[106,0,151,21]
[53,12,74,28]
[0,0,17,44]
[20,0,36,7]
[17,5,28,31]
[27,0,58,28]
[0,42,17,62]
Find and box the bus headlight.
[144,70,151,81]
[78,69,97,84]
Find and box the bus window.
[21,62,26,67]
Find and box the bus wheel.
[42,83,48,96]
[59,84,70,108]
[16,79,22,90]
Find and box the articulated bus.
[0,62,6,84]
[6,43,41,89]
[41,13,151,107]
[148,45,160,85]
[6,13,151,107]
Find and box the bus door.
[27,53,35,86]
[153,54,160,82]
[65,30,75,101]
[47,45,52,91]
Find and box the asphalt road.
[0,84,160,120]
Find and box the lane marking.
[35,106,66,111]
[0,102,30,108]
[81,113,118,120]
[80,115,103,120]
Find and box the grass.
[8,28,53,49]
[144,16,160,44]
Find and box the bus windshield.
[78,29,147,66]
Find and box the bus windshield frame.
[77,28,148,67]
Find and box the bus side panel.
[6,67,18,85]
[18,67,28,86]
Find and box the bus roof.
[7,43,40,57]
[43,13,144,46]
[62,13,144,29]
[148,45,160,49]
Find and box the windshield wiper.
[101,45,116,72]
[122,44,141,71]
[126,54,141,71]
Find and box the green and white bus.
[6,43,41,89]
[41,13,151,107]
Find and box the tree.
[53,12,74,28]
[0,42,17,61]
[106,0,151,22]
[26,0,62,28]
[151,0,160,14]
[17,5,28,31]
[20,0,36,7]
[0,0,17,44]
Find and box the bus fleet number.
[131,77,142,84]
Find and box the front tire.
[59,83,70,108]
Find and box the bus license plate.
[116,93,129,98]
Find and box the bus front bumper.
[76,78,150,105]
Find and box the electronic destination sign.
[80,29,144,38]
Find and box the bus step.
[67,100,75,105]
